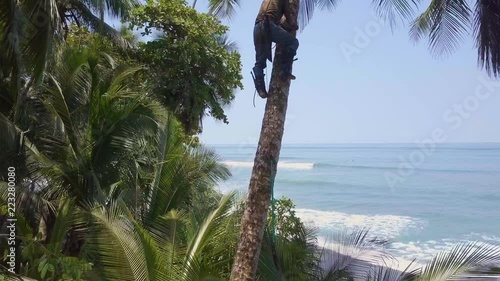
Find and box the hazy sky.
[131,1,500,144]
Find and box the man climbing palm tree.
[252,0,299,98]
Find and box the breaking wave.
[295,208,425,240]
[223,161,314,170]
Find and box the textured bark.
[230,1,299,280]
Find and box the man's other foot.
[253,75,268,98]
[257,89,269,99]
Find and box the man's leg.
[253,22,269,98]
[269,22,299,80]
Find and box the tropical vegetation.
[1,0,500,280]
[231,0,500,278]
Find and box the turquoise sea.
[211,143,500,265]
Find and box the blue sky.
[121,1,500,144]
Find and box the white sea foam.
[389,240,458,263]
[469,233,500,243]
[296,208,425,239]
[293,209,499,268]
[223,161,314,170]
[390,239,500,268]
[216,179,248,193]
[317,236,500,275]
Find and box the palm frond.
[300,0,344,31]
[276,225,321,280]
[0,267,38,281]
[21,0,62,83]
[417,242,500,281]
[208,0,241,20]
[69,0,135,50]
[473,0,500,77]
[105,65,143,97]
[182,192,237,280]
[45,47,91,114]
[0,184,36,240]
[186,145,231,184]
[143,121,189,221]
[409,0,471,57]
[148,209,189,260]
[88,67,165,186]
[150,113,176,192]
[88,200,170,281]
[256,233,284,281]
[319,228,391,280]
[144,133,230,222]
[367,263,420,281]
[373,0,421,29]
[0,112,19,164]
[46,198,77,252]
[37,46,165,203]
[0,124,41,175]
[83,0,140,18]
[215,34,238,52]
[44,74,81,157]
[298,0,319,32]
[301,0,420,32]
[0,0,23,82]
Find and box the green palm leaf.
[300,0,420,31]
[0,0,23,83]
[0,113,19,163]
[84,0,140,18]
[182,192,237,281]
[215,34,238,52]
[409,0,471,57]
[69,0,136,49]
[373,0,421,28]
[34,46,165,204]
[319,229,391,280]
[44,74,82,159]
[260,224,321,280]
[416,242,500,281]
[21,0,61,83]
[144,129,230,223]
[367,263,420,281]
[88,200,171,281]
[474,0,500,77]
[207,0,240,20]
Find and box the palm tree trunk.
[230,1,299,279]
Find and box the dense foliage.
[1,0,500,280]
[129,0,243,134]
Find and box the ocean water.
[212,143,500,266]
